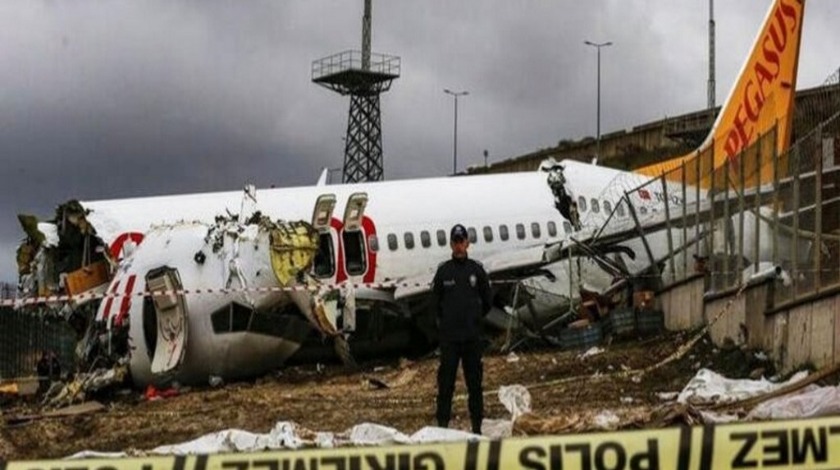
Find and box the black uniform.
[432,255,492,433]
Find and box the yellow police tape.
[4,416,840,470]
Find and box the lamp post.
[584,40,612,163]
[444,89,468,174]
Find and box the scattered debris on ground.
[1,331,837,460]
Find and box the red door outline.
[331,215,377,283]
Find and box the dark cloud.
[0,0,837,280]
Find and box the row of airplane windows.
[379,198,634,252]
[384,221,564,252]
[575,196,643,216]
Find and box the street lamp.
[584,40,612,163]
[444,89,469,174]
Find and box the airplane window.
[468,227,477,244]
[578,196,587,212]
[249,308,305,338]
[230,303,252,332]
[547,221,557,237]
[591,199,600,213]
[499,225,509,241]
[516,223,526,240]
[368,234,379,252]
[483,226,493,243]
[436,230,447,246]
[404,232,415,249]
[343,230,367,274]
[210,305,230,333]
[313,232,335,278]
[387,233,398,251]
[531,222,541,239]
[617,202,626,217]
[604,201,612,214]
[563,221,573,234]
[210,303,253,334]
[420,230,431,248]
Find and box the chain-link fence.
[0,307,77,380]
[586,70,840,309]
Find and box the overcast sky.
[0,0,837,281]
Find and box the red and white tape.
[0,278,525,308]
[0,281,430,308]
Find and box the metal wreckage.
[14,196,368,406]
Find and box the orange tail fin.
[637,0,805,185]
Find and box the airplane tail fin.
[637,0,805,187]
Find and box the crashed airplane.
[13,0,807,388]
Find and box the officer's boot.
[471,418,482,435]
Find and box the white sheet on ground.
[677,368,808,406]
[67,451,129,459]
[409,427,482,443]
[151,421,306,454]
[71,384,528,457]
[347,423,411,446]
[747,385,840,420]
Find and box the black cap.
[450,224,468,242]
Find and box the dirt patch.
[0,331,765,460]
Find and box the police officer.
[432,224,492,434]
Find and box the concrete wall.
[768,294,840,372]
[658,276,840,373]
[658,274,705,330]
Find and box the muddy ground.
[0,330,773,460]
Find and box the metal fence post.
[682,161,689,278]
[814,125,824,292]
[754,135,762,273]
[792,145,801,299]
[662,174,677,284]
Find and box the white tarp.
[146,422,482,455]
[677,368,808,406]
[346,423,411,446]
[747,384,840,420]
[151,422,308,454]
[68,384,529,457]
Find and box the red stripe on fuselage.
[114,274,137,327]
[109,232,145,260]
[361,216,377,283]
[331,218,348,283]
[101,280,121,322]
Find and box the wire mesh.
[0,307,77,380]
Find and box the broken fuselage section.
[17,204,354,387]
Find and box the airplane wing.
[393,242,563,301]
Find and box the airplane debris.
[5,401,106,426]
[577,346,604,360]
[592,410,620,430]
[498,385,531,421]
[42,364,128,409]
[362,366,418,390]
[144,385,179,401]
